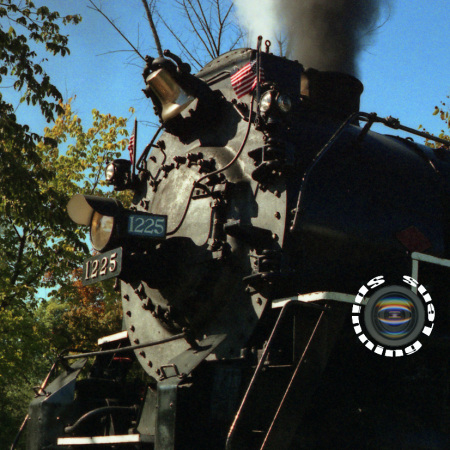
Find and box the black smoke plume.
[279,0,385,75]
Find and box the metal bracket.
[159,364,182,380]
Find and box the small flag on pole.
[128,119,137,165]
[230,60,265,99]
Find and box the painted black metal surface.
[27,359,86,450]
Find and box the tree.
[1,3,83,443]
[0,1,81,121]
[159,0,243,70]
[0,301,53,447]
[1,100,132,445]
[1,99,130,310]
[89,0,244,71]
[430,98,449,146]
[38,269,122,352]
[0,0,81,205]
[1,1,81,308]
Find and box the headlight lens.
[91,212,115,251]
[277,94,292,112]
[260,91,273,113]
[105,163,115,182]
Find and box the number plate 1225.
[127,213,167,238]
[83,247,122,286]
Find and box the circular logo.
[352,276,435,357]
[364,285,425,347]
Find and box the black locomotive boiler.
[25,45,450,449]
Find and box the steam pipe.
[64,406,137,434]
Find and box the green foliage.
[0,3,133,445]
[38,270,122,352]
[0,0,81,120]
[41,100,131,195]
[0,3,82,443]
[432,98,450,139]
[0,303,53,444]
[1,98,130,306]
[0,0,83,309]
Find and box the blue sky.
[359,0,449,136]
[11,0,450,149]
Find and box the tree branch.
[176,0,215,60]
[87,0,145,61]
[157,13,203,70]
[140,0,163,57]
[192,0,218,56]
[10,229,27,287]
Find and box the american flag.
[128,120,137,165]
[230,60,265,99]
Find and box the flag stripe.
[231,67,253,82]
[128,121,136,165]
[231,61,265,99]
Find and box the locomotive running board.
[97,330,129,346]
[272,291,365,308]
[57,434,154,446]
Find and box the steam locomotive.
[24,44,449,449]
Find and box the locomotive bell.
[145,68,194,121]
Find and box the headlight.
[259,90,292,114]
[277,94,292,113]
[105,162,115,183]
[67,194,167,253]
[104,159,132,191]
[90,212,115,251]
[260,91,273,113]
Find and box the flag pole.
[256,36,263,122]
[132,118,137,182]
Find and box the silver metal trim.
[97,330,128,346]
[57,434,153,445]
[411,252,450,267]
[272,291,364,309]
[411,252,450,294]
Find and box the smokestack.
[278,0,383,76]
[235,0,385,77]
